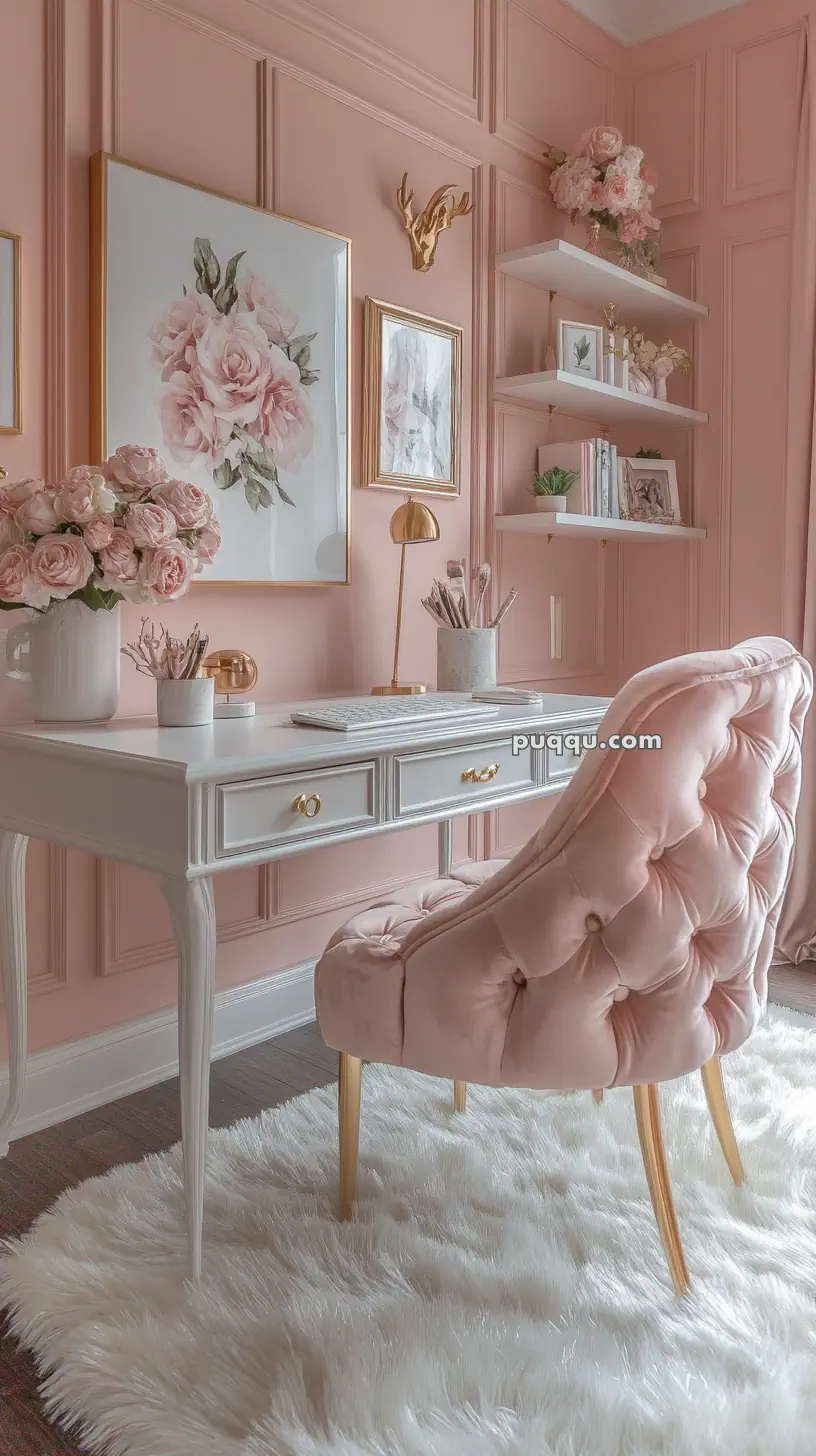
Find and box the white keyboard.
[290,696,502,733]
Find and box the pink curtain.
[776,21,816,964]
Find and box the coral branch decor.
[543,127,661,274]
[396,173,474,272]
[0,447,220,613]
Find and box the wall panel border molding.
[725,23,804,208]
[632,57,705,218]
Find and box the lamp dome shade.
[389,497,441,545]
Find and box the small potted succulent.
[529,465,579,512]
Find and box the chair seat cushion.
[315,860,508,1064]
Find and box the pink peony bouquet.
[148,238,317,514]
[544,126,660,271]
[0,446,221,613]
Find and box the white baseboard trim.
[0,960,317,1143]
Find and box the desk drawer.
[546,727,590,784]
[395,738,535,817]
[215,761,376,857]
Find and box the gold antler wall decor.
[396,172,474,272]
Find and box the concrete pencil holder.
[436,628,497,692]
[156,676,215,727]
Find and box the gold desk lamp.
[372,496,440,696]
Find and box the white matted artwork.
[618,457,681,524]
[0,232,21,433]
[91,154,351,585]
[362,298,462,496]
[557,320,604,383]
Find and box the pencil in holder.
[436,627,497,692]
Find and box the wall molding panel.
[725,23,804,207]
[632,57,705,217]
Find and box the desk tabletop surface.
[0,692,610,780]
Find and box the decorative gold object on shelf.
[372,497,440,696]
[0,465,7,480]
[396,172,473,272]
[202,649,258,719]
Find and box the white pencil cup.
[156,676,215,727]
[436,628,497,692]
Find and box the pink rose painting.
[148,238,317,513]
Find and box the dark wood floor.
[0,1020,338,1456]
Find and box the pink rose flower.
[617,144,645,175]
[0,506,25,547]
[105,445,168,495]
[84,515,115,552]
[159,369,225,468]
[0,543,34,603]
[124,501,177,549]
[99,527,139,585]
[30,533,94,599]
[550,155,599,217]
[617,212,648,244]
[195,311,271,426]
[56,471,117,525]
[0,477,46,509]
[139,540,196,601]
[576,126,624,163]
[153,478,213,530]
[640,162,658,189]
[196,517,222,565]
[236,272,298,347]
[602,166,643,217]
[248,345,313,468]
[15,490,60,536]
[148,295,218,382]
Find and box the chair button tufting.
[585,912,603,933]
[513,968,527,986]
[613,985,629,1001]
[699,780,707,799]
[650,847,664,861]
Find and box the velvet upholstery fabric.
[316,639,812,1089]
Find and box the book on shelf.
[537,438,618,519]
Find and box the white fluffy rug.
[3,1010,816,1456]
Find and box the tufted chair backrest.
[400,638,812,1090]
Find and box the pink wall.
[1,0,807,1059]
[0,0,625,1056]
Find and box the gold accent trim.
[89,151,352,587]
[461,763,499,783]
[701,1056,745,1186]
[633,1084,690,1296]
[293,793,321,819]
[453,1080,467,1113]
[338,1052,362,1220]
[0,231,22,436]
[361,296,462,498]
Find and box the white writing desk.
[0,691,608,1277]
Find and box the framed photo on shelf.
[0,231,21,434]
[558,320,604,383]
[361,297,462,497]
[618,456,681,525]
[90,153,351,586]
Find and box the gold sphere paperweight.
[203,650,258,718]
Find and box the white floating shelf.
[495,239,708,324]
[495,512,706,542]
[494,370,708,427]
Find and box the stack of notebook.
[536,439,619,519]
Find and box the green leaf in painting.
[212,460,234,492]
[245,453,278,484]
[275,481,296,506]
[299,370,319,387]
[287,333,317,354]
[214,250,246,313]
[193,238,221,297]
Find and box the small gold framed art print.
[361,297,462,497]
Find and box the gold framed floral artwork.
[361,297,462,497]
[0,231,21,434]
[90,153,351,586]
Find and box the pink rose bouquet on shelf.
[0,446,222,613]
[543,125,661,273]
[148,238,317,514]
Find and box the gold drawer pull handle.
[461,763,500,784]
[293,792,322,818]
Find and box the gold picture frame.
[90,152,352,587]
[0,230,21,435]
[362,297,462,498]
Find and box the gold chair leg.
[338,1052,362,1221]
[701,1056,745,1186]
[592,1088,604,1104]
[633,1084,690,1296]
[453,1080,467,1113]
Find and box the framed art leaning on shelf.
[90,153,351,586]
[361,297,462,497]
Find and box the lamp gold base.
[371,683,427,696]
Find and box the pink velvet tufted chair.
[315,638,812,1293]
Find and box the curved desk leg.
[163,874,216,1282]
[0,831,28,1159]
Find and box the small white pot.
[156,676,214,727]
[533,495,567,512]
[437,627,497,692]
